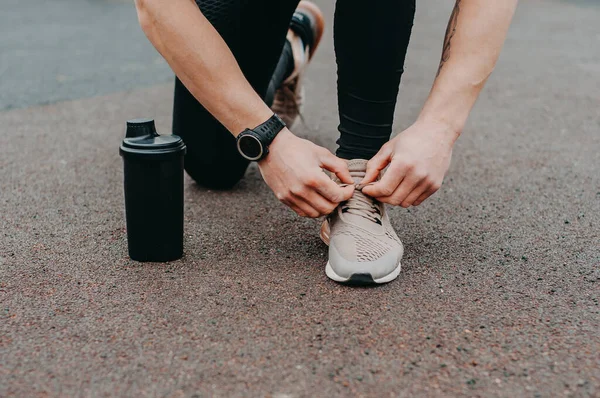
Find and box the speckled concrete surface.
[1,0,599,396]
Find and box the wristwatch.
[236,114,286,161]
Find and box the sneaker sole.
[320,219,402,285]
[319,218,331,245]
[325,261,402,285]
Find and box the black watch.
[236,114,286,161]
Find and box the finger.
[294,188,337,215]
[413,184,441,206]
[361,145,392,184]
[400,182,430,208]
[280,198,307,217]
[312,173,355,203]
[318,150,353,184]
[362,161,408,198]
[290,196,321,218]
[377,176,421,207]
[290,205,307,217]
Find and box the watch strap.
[253,114,286,145]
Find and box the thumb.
[319,150,354,184]
[362,146,391,184]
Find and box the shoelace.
[341,184,382,225]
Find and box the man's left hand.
[361,119,457,207]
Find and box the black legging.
[173,0,415,189]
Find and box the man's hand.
[361,120,457,207]
[359,0,516,209]
[259,129,355,218]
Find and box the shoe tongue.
[346,159,368,184]
[347,159,368,172]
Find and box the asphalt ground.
[1,0,599,396]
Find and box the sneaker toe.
[328,239,401,282]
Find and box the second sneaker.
[271,1,325,128]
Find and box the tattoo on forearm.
[437,0,461,77]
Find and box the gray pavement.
[1,0,599,396]
[0,0,172,111]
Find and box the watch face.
[238,134,263,160]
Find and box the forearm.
[418,0,518,137]
[135,0,272,135]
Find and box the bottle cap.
[120,119,186,159]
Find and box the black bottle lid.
[120,119,186,158]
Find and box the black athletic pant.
[173,0,415,189]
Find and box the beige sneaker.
[271,1,324,128]
[320,159,404,285]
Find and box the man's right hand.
[258,129,355,218]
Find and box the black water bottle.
[119,119,187,262]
